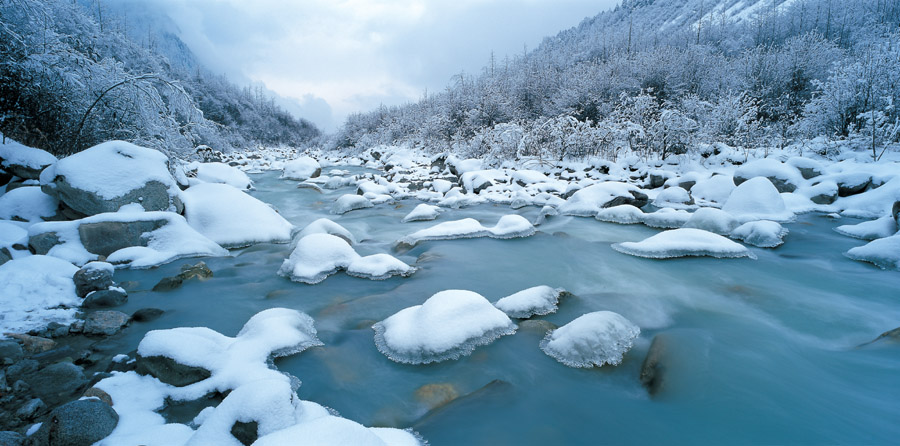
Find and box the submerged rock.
[415,383,460,410]
[131,308,165,323]
[640,334,670,395]
[858,326,900,347]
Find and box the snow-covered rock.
[845,234,900,270]
[691,175,736,205]
[540,311,640,368]
[494,286,564,319]
[733,158,803,193]
[295,218,356,245]
[332,194,374,214]
[44,141,182,216]
[612,228,756,259]
[786,157,825,179]
[398,215,535,247]
[559,182,648,216]
[642,208,691,229]
[373,290,517,364]
[281,156,321,181]
[0,137,57,180]
[682,207,740,235]
[181,183,294,248]
[0,255,80,335]
[835,216,898,241]
[254,415,420,446]
[188,162,252,190]
[595,205,645,224]
[0,186,58,222]
[402,203,442,222]
[722,177,794,222]
[730,220,788,248]
[279,233,414,284]
[652,186,694,209]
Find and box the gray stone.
[836,173,872,197]
[131,308,164,323]
[77,218,168,257]
[604,190,649,209]
[231,420,259,446]
[0,340,24,365]
[24,362,86,405]
[82,311,129,336]
[73,266,115,298]
[810,190,838,205]
[648,173,668,189]
[31,399,118,446]
[0,167,12,186]
[0,431,25,446]
[27,231,61,256]
[52,176,174,216]
[677,180,696,191]
[3,334,55,354]
[892,201,900,231]
[6,360,38,383]
[734,174,798,193]
[180,261,213,281]
[15,398,45,420]
[0,247,11,267]
[135,355,211,387]
[640,334,670,396]
[82,387,114,406]
[152,275,183,292]
[82,289,128,309]
[796,166,824,180]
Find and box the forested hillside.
[0,0,319,157]
[331,0,900,164]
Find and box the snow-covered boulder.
[0,186,58,222]
[834,172,872,197]
[0,255,80,335]
[373,290,517,364]
[800,180,838,205]
[835,216,898,241]
[0,137,57,180]
[279,233,414,284]
[255,415,421,446]
[642,208,691,229]
[722,177,794,222]
[691,175,735,205]
[595,205,645,224]
[398,215,535,247]
[559,182,649,216]
[281,156,321,181]
[181,183,294,248]
[682,207,740,235]
[494,286,564,319]
[730,221,788,248]
[733,159,803,193]
[612,228,756,259]
[43,141,182,216]
[786,157,825,179]
[402,203,442,222]
[845,234,900,270]
[540,311,640,368]
[652,186,694,209]
[187,162,252,190]
[0,220,27,265]
[295,218,356,245]
[332,194,374,214]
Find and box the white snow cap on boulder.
[282,156,321,181]
[181,183,294,248]
[494,286,564,319]
[722,177,794,222]
[332,194,374,214]
[398,215,534,247]
[730,220,788,248]
[402,203,442,222]
[279,233,414,284]
[295,218,356,246]
[0,136,57,179]
[733,158,803,192]
[559,182,648,216]
[596,205,645,224]
[187,162,252,190]
[540,311,640,368]
[0,187,58,222]
[612,228,756,259]
[683,207,740,235]
[47,141,182,215]
[0,255,80,336]
[373,290,517,364]
[845,234,900,270]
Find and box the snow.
[786,157,825,178]
[332,194,374,214]
[683,207,740,235]
[722,177,794,222]
[652,186,694,209]
[835,216,898,241]
[0,220,28,249]
[0,187,58,222]
[295,218,356,245]
[845,234,900,270]
[595,205,645,224]
[398,215,535,247]
[0,137,56,171]
[0,255,80,336]
[431,179,453,194]
[730,220,788,248]
[642,207,691,229]
[52,140,180,203]
[734,158,803,189]
[612,228,756,259]
[189,162,252,190]
[279,233,415,284]
[181,183,295,248]
[254,416,415,446]
[494,286,564,319]
[691,175,736,205]
[539,311,640,368]
[832,176,900,218]
[281,156,321,181]
[559,182,646,216]
[373,290,517,364]
[511,169,552,184]
[402,203,442,222]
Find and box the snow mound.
[683,207,740,235]
[833,176,900,218]
[612,228,756,259]
[494,286,564,319]
[642,208,691,229]
[595,204,645,224]
[691,175,735,204]
[281,156,321,181]
[540,311,640,368]
[652,186,694,209]
[182,183,294,248]
[255,416,417,446]
[0,186,58,222]
[559,182,647,216]
[189,162,252,190]
[373,290,517,364]
[398,215,534,247]
[845,234,900,270]
[722,177,794,222]
[402,203,442,222]
[730,220,788,248]
[835,216,898,241]
[279,233,414,284]
[332,194,374,214]
[295,218,356,245]
[0,255,80,336]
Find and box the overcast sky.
[153,0,620,131]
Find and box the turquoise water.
[111,171,900,445]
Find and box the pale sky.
[152,0,620,131]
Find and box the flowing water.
[110,170,900,445]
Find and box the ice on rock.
[295,218,356,246]
[0,186,58,222]
[730,220,788,248]
[721,177,794,222]
[642,207,691,229]
[613,228,756,259]
[596,204,645,224]
[494,286,564,318]
[835,216,898,241]
[559,182,648,216]
[540,311,640,368]
[281,156,321,181]
[188,162,253,190]
[402,203,442,222]
[182,183,294,248]
[845,234,900,270]
[398,215,535,247]
[0,255,80,335]
[373,290,517,364]
[652,186,694,209]
[691,175,736,205]
[332,194,374,214]
[683,207,740,235]
[279,233,414,284]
